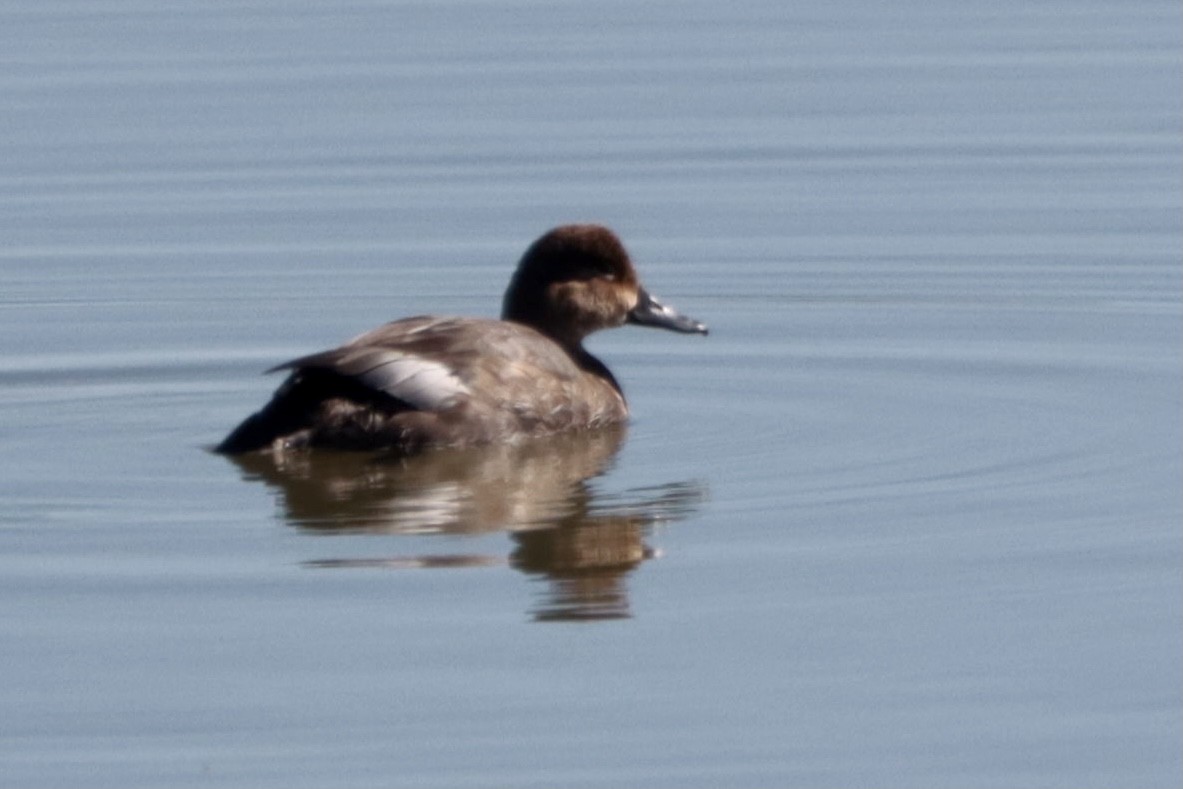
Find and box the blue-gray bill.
[626,287,708,335]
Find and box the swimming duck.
[216,224,707,455]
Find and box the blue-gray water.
[1,1,1180,787]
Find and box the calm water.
[1,1,1180,786]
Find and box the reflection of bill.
[222,424,706,621]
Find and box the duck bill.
[627,287,708,335]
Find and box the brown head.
[502,224,708,348]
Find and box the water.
[1,1,1180,786]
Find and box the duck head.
[502,224,708,348]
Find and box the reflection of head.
[510,481,705,622]
[511,516,650,622]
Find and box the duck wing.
[271,345,469,412]
[268,316,580,412]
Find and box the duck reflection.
[225,425,705,621]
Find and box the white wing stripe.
[355,355,469,410]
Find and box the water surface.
[1,1,1180,787]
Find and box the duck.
[216,224,707,455]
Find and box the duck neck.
[573,346,624,398]
[502,304,623,396]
